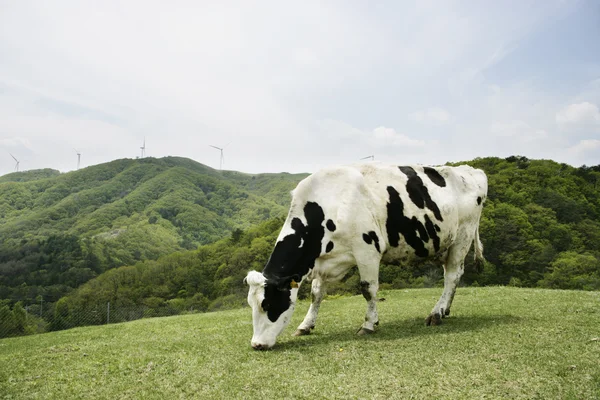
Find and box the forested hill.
[455,156,600,289]
[0,156,307,305]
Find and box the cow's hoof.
[444,308,451,317]
[357,327,375,336]
[425,313,443,326]
[293,328,311,336]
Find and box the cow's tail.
[473,226,485,266]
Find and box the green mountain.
[0,157,308,305]
[0,157,306,246]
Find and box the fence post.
[107,302,110,325]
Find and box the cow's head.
[244,270,299,350]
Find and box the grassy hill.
[1,287,599,399]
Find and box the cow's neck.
[263,201,326,284]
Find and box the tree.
[0,304,16,338]
[538,252,600,290]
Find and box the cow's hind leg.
[357,261,380,335]
[294,278,326,336]
[426,239,472,326]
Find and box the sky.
[1,0,599,176]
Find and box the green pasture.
[1,287,598,399]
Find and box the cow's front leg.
[294,278,326,336]
[357,279,379,335]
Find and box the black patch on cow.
[261,201,326,321]
[385,186,429,257]
[264,201,325,280]
[326,241,334,253]
[360,281,372,301]
[424,214,440,252]
[291,217,304,232]
[261,283,292,323]
[399,166,443,221]
[477,196,482,205]
[414,217,429,242]
[423,167,446,187]
[362,231,381,253]
[369,231,381,253]
[326,219,337,232]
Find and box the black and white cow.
[245,162,487,350]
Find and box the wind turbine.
[209,142,230,170]
[360,155,375,161]
[140,137,146,158]
[9,153,20,172]
[74,148,81,170]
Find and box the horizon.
[1,153,594,180]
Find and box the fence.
[0,302,193,339]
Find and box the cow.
[245,162,487,350]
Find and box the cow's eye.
[261,299,270,311]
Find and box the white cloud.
[564,139,600,167]
[291,48,319,67]
[315,120,430,150]
[556,102,600,125]
[0,136,32,149]
[568,139,600,155]
[310,120,448,167]
[370,126,427,147]
[490,120,549,142]
[410,108,452,125]
[0,113,138,173]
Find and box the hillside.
[0,157,307,305]
[1,287,598,399]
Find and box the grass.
[1,287,599,399]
